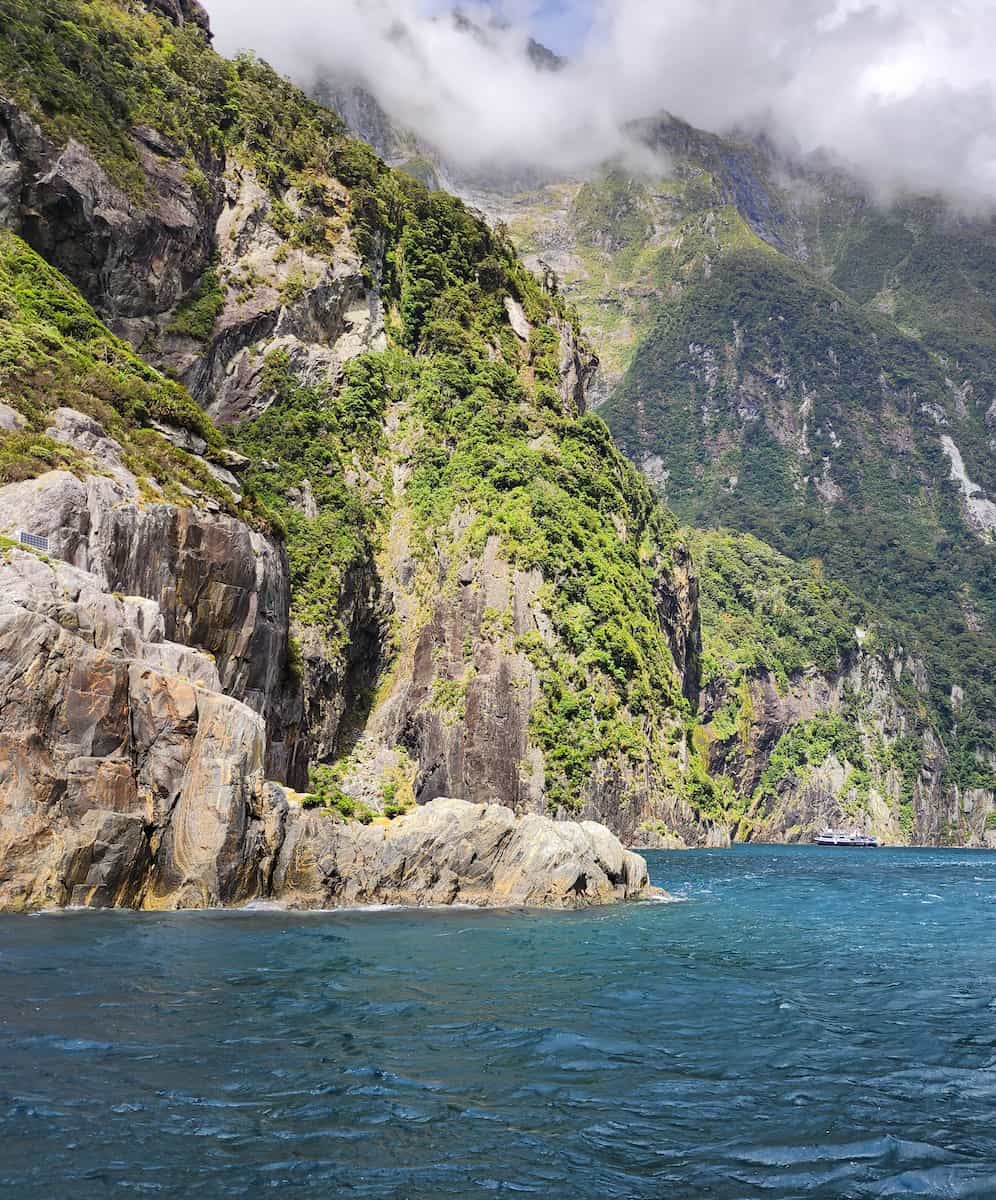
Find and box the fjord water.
[2,847,994,1199]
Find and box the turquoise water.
[1,845,995,1198]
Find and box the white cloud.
[205,0,996,206]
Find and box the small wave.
[292,903,408,914]
[31,906,133,917]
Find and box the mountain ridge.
[304,51,996,842]
[0,0,991,895]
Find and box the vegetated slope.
[0,227,229,505]
[313,68,994,843]
[1,1,989,851]
[480,116,994,820]
[690,529,962,845]
[0,0,733,849]
[595,142,995,804]
[0,229,653,912]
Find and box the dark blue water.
[2,846,995,1199]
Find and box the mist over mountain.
[206,0,996,208]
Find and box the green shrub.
[305,765,375,823]
[168,269,224,341]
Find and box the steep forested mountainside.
[585,127,996,806]
[0,0,741,912]
[0,0,990,893]
[431,112,995,832]
[305,69,995,844]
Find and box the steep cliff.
[0,0,741,916]
[1,0,989,875]
[432,122,996,842]
[311,75,994,843]
[598,155,996,823]
[468,121,994,820]
[689,531,993,846]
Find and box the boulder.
[273,797,653,910]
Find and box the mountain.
[306,57,995,846]
[0,0,713,908]
[0,0,990,911]
[505,130,996,842]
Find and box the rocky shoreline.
[1,786,655,913]
[0,539,653,912]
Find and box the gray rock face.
[0,549,269,910]
[556,316,599,415]
[697,651,979,846]
[185,163,385,423]
[653,542,702,705]
[0,548,651,913]
[0,413,300,779]
[0,402,25,433]
[1,100,218,327]
[377,535,545,814]
[274,798,653,910]
[144,0,211,34]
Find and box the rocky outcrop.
[0,98,219,329]
[0,549,651,914]
[145,0,211,34]
[274,797,653,909]
[0,93,383,418]
[180,162,386,422]
[653,542,702,705]
[368,534,545,813]
[0,411,301,779]
[340,519,720,849]
[0,548,269,910]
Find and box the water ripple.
[1,845,995,1198]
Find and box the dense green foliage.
[607,212,996,769]
[233,350,391,646]
[572,168,652,264]
[233,166,700,810]
[167,267,224,341]
[0,0,350,200]
[692,529,869,690]
[407,340,690,811]
[303,764,375,824]
[691,530,927,828]
[0,230,248,508]
[755,716,868,810]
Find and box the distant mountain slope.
[590,130,996,797]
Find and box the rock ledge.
[274,796,654,910]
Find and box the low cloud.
[206,0,996,207]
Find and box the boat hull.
[813,835,880,848]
